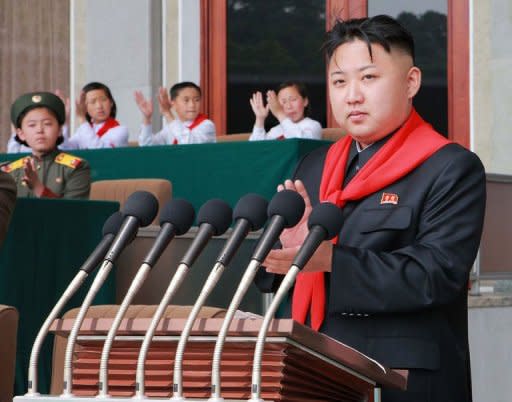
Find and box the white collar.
[355,141,374,153]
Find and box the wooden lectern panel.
[51,318,406,402]
[70,341,369,401]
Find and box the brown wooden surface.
[70,341,370,401]
[51,317,406,401]
[200,0,227,136]
[448,0,470,148]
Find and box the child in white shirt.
[135,82,216,145]
[61,82,129,149]
[249,81,322,141]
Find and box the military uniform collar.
[32,148,60,162]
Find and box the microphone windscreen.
[159,199,195,235]
[267,189,305,228]
[122,191,159,227]
[233,193,269,231]
[102,211,124,236]
[307,202,344,240]
[197,199,233,236]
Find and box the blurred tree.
[397,11,447,83]
[228,0,326,77]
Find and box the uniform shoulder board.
[55,152,83,169]
[1,156,29,173]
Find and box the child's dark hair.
[322,15,415,63]
[169,82,202,100]
[276,81,311,117]
[15,107,65,146]
[82,82,117,123]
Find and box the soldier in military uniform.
[2,92,90,199]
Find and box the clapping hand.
[134,90,153,125]
[266,90,286,122]
[54,89,71,125]
[75,91,87,124]
[157,87,174,122]
[277,180,312,248]
[23,157,45,197]
[249,91,270,127]
[263,179,333,274]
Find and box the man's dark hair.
[323,15,415,63]
[82,81,117,123]
[276,81,311,117]
[169,82,202,100]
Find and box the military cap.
[11,92,66,128]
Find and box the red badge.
[381,192,399,205]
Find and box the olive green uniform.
[2,149,90,199]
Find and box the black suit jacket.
[256,142,486,402]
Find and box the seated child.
[249,81,322,141]
[7,89,70,153]
[61,82,129,149]
[135,81,216,145]
[2,92,90,198]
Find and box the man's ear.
[407,66,422,99]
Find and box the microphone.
[217,193,268,266]
[180,199,233,266]
[61,191,159,397]
[209,190,305,401]
[25,211,124,396]
[97,199,195,397]
[249,202,344,402]
[251,189,306,262]
[171,194,268,401]
[105,191,159,262]
[134,198,233,398]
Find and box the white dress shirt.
[138,118,216,146]
[249,117,322,141]
[61,121,129,150]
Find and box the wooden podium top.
[51,317,406,391]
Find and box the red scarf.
[172,114,209,144]
[188,113,208,130]
[95,118,120,138]
[291,109,451,330]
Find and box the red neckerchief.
[292,108,451,330]
[95,118,120,138]
[187,113,208,130]
[172,114,209,145]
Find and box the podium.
[20,316,407,402]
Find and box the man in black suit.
[258,15,486,402]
